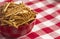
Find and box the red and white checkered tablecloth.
[0,0,60,39]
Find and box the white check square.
[55,29,60,35]
[56,4,60,8]
[44,8,55,14]
[40,34,54,39]
[36,13,43,19]
[31,25,40,32]
[43,21,54,27]
[29,0,34,1]
[55,15,60,20]
[35,2,45,8]
[0,0,4,2]
[14,1,22,4]
[46,0,54,3]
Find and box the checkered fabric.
[0,0,60,39]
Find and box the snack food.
[0,2,36,38]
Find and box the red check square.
[27,32,39,39]
[44,15,54,20]
[25,2,34,5]
[56,22,60,27]
[55,36,60,39]
[42,27,53,33]
[35,19,41,25]
[46,4,55,8]
[38,0,44,1]
[56,10,60,14]
[5,0,12,2]
[34,8,43,13]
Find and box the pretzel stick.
[3,2,10,12]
